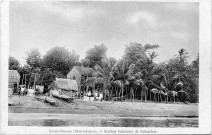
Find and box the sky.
[9,1,199,65]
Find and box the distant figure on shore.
[94,91,98,101]
[99,92,103,102]
[21,86,25,95]
[88,91,91,100]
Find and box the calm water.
[8,113,198,127]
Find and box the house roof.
[72,66,94,76]
[51,78,78,91]
[9,70,20,82]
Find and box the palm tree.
[135,52,166,101]
[91,58,117,100]
[113,59,136,101]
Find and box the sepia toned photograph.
[1,0,211,133]
[7,1,201,128]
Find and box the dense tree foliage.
[123,42,159,65]
[26,49,42,70]
[85,44,108,67]
[42,46,79,75]
[10,42,199,103]
[158,49,199,102]
[9,56,20,70]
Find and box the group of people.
[13,84,28,95]
[81,91,103,102]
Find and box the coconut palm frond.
[113,80,123,88]
[151,74,161,80]
[126,64,136,76]
[144,44,159,51]
[92,71,104,78]
[93,64,105,75]
[94,77,105,85]
[134,71,143,79]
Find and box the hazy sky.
[10,1,199,65]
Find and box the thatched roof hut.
[49,78,78,97]
[49,78,78,91]
[8,70,20,88]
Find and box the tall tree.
[42,46,79,76]
[92,58,117,99]
[9,56,20,70]
[26,49,42,70]
[113,59,136,100]
[161,49,198,102]
[123,42,159,65]
[81,59,91,67]
[192,54,199,75]
[85,44,108,67]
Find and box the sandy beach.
[9,95,198,117]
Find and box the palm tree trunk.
[145,89,146,103]
[111,87,113,100]
[154,93,156,103]
[122,84,124,101]
[166,94,168,103]
[157,92,159,102]
[134,87,136,102]
[130,88,131,101]
[174,95,175,103]
[116,85,117,98]
[150,90,151,101]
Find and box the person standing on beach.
[88,91,91,101]
[99,92,103,102]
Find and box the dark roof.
[73,66,94,76]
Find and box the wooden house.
[67,66,94,89]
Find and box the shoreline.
[8,95,199,117]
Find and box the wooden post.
[17,76,18,94]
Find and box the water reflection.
[42,119,68,126]
[101,118,198,127]
[9,118,198,127]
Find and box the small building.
[49,78,78,97]
[8,70,20,94]
[67,66,94,90]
